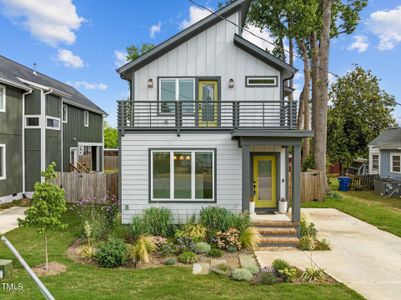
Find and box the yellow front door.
[253,156,276,208]
[198,80,218,127]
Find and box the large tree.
[104,121,118,149]
[126,43,155,61]
[327,66,396,174]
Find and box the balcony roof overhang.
[232,129,314,147]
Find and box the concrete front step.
[256,246,299,251]
[251,220,300,228]
[257,227,297,235]
[259,236,299,245]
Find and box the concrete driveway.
[0,207,27,234]
[256,208,401,300]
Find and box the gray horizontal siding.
[121,133,242,223]
[380,149,401,180]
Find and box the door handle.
[252,180,256,196]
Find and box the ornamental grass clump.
[239,227,260,249]
[129,235,157,264]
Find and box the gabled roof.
[0,55,107,115]
[117,0,251,78]
[233,34,297,78]
[369,128,401,149]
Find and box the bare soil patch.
[33,262,67,276]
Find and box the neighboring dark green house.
[0,55,106,203]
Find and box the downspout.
[61,100,64,174]
[22,88,33,194]
[42,89,53,181]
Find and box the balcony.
[117,100,298,133]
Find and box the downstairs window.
[150,149,215,201]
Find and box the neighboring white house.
[116,0,312,242]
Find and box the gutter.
[22,88,33,194]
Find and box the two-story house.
[0,55,106,203]
[117,0,312,244]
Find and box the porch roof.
[232,129,314,138]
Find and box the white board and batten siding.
[132,11,281,102]
[368,146,380,175]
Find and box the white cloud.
[114,50,127,68]
[71,81,108,90]
[0,0,84,47]
[369,6,401,50]
[179,6,212,29]
[55,49,84,68]
[242,25,276,52]
[348,35,369,52]
[149,21,161,38]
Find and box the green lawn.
[302,181,401,238]
[0,209,363,300]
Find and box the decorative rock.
[192,263,210,275]
[210,259,228,267]
[0,259,12,279]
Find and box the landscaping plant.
[194,242,211,254]
[232,268,253,281]
[260,272,277,285]
[211,264,232,277]
[272,259,290,275]
[175,236,196,253]
[175,223,207,241]
[79,244,97,262]
[131,207,173,238]
[239,227,260,249]
[96,238,128,268]
[200,207,234,233]
[164,258,176,265]
[158,242,177,257]
[301,267,326,283]
[315,238,331,251]
[18,162,67,271]
[245,265,260,275]
[177,251,197,264]
[206,248,223,258]
[211,228,241,250]
[278,267,298,283]
[227,245,237,253]
[299,235,316,251]
[131,235,157,264]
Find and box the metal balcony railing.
[117,100,297,133]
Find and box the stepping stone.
[239,255,259,270]
[210,259,227,267]
[192,263,210,275]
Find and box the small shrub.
[260,272,276,285]
[178,251,197,264]
[230,212,250,233]
[96,238,128,268]
[130,235,157,264]
[245,265,260,275]
[300,219,317,238]
[227,245,237,253]
[272,259,290,274]
[299,235,316,251]
[206,248,223,258]
[301,267,326,283]
[177,224,207,241]
[232,268,253,281]
[278,267,298,283]
[200,207,233,233]
[211,228,241,250]
[194,242,211,254]
[240,227,260,249]
[176,236,196,253]
[164,258,176,265]
[152,236,168,248]
[327,191,343,200]
[315,238,331,251]
[158,242,177,257]
[78,244,97,262]
[211,264,232,277]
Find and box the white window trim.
[62,104,68,123]
[371,154,380,171]
[0,85,6,113]
[84,110,89,127]
[70,147,78,167]
[24,115,41,129]
[246,76,277,87]
[390,152,401,173]
[0,144,6,180]
[150,149,215,202]
[46,116,61,130]
[158,78,196,113]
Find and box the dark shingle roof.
[0,55,106,115]
[369,128,401,148]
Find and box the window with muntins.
[391,153,401,173]
[372,154,379,170]
[0,144,5,180]
[151,150,215,201]
[84,111,89,127]
[159,78,195,113]
[0,85,5,112]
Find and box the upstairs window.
[46,116,60,130]
[0,85,5,112]
[391,153,401,173]
[62,104,68,123]
[159,78,195,114]
[245,76,277,87]
[0,144,5,180]
[84,110,89,127]
[372,154,379,170]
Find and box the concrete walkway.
[0,207,27,234]
[255,208,401,300]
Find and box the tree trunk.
[314,0,333,177]
[288,38,294,101]
[44,231,48,271]
[310,32,319,134]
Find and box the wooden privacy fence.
[104,156,118,170]
[54,172,118,203]
[289,170,326,202]
[350,174,378,190]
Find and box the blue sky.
[0,0,400,126]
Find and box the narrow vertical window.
[174,152,192,199]
[0,144,6,180]
[152,152,171,199]
[62,104,68,123]
[84,110,89,127]
[0,85,5,112]
[372,154,379,170]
